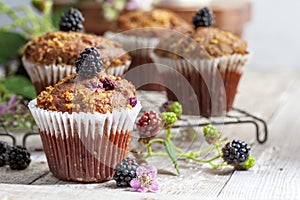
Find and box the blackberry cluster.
[203,124,220,144]
[0,141,8,167]
[0,142,31,170]
[113,157,139,187]
[8,146,31,170]
[222,140,250,167]
[160,101,174,112]
[136,110,162,144]
[59,8,84,32]
[161,112,177,128]
[75,47,103,78]
[160,101,182,118]
[192,7,215,28]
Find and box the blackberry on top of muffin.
[151,7,251,116]
[154,7,248,59]
[22,8,131,94]
[29,47,141,183]
[37,47,137,114]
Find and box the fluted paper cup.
[105,32,163,90]
[151,52,251,117]
[28,99,141,183]
[22,57,131,94]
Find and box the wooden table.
[1,68,300,199]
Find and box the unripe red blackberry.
[136,110,162,144]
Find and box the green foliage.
[163,140,180,175]
[240,155,256,170]
[0,31,27,64]
[0,76,36,100]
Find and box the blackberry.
[75,47,103,78]
[160,101,174,112]
[0,141,9,167]
[169,102,182,118]
[160,101,182,118]
[203,124,220,144]
[59,8,84,32]
[136,110,162,144]
[161,112,177,128]
[0,154,5,167]
[222,140,250,167]
[0,141,8,154]
[8,146,31,170]
[102,77,115,91]
[113,157,139,187]
[192,7,215,28]
[129,97,137,107]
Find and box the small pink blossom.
[130,166,159,192]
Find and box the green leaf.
[2,75,36,100]
[163,140,180,175]
[51,5,74,29]
[0,31,27,64]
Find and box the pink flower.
[0,104,6,115]
[130,166,159,192]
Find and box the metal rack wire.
[1,107,268,147]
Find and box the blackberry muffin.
[28,48,141,182]
[151,7,250,116]
[22,8,131,94]
[105,9,192,90]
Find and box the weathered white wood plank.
[218,71,300,198]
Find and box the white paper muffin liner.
[28,99,141,182]
[105,31,159,55]
[150,52,251,116]
[22,57,131,94]
[105,32,164,90]
[28,99,141,139]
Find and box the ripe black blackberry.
[222,140,250,167]
[8,146,31,170]
[0,154,5,167]
[75,47,103,78]
[136,110,162,144]
[59,8,84,32]
[113,157,139,187]
[192,7,215,28]
[0,141,8,167]
[0,141,8,154]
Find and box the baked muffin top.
[23,31,131,68]
[154,27,248,59]
[116,9,192,37]
[36,72,137,114]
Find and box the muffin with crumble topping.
[22,8,131,94]
[105,9,192,90]
[151,7,251,117]
[28,47,141,183]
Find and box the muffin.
[105,9,192,90]
[151,7,250,117]
[22,8,131,94]
[28,48,141,182]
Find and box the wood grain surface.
[0,68,299,199]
